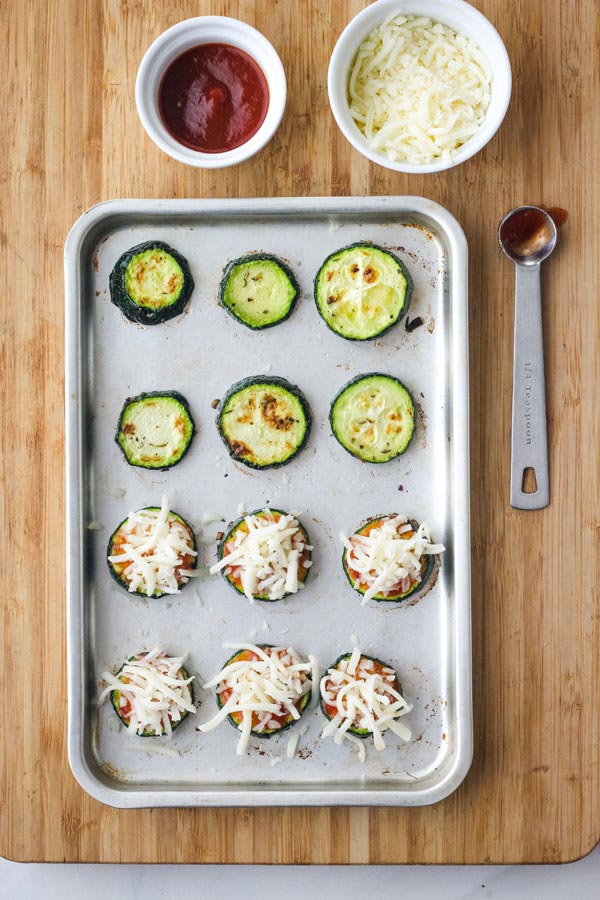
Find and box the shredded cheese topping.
[210,511,312,603]
[341,515,444,604]
[108,495,198,597]
[320,650,412,761]
[199,643,317,755]
[99,647,196,737]
[348,14,492,165]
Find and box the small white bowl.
[328,0,512,174]
[136,16,286,168]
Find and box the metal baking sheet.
[65,196,471,808]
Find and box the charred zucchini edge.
[109,240,194,325]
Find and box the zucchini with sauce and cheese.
[217,375,311,469]
[198,643,316,754]
[107,496,198,598]
[99,647,195,737]
[330,372,415,463]
[314,243,412,340]
[115,391,195,470]
[109,240,194,325]
[211,509,313,603]
[320,648,412,760]
[341,514,444,604]
[219,254,299,329]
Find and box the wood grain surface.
[1,0,599,864]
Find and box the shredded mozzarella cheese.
[99,647,196,737]
[198,644,314,755]
[210,510,312,603]
[107,495,198,597]
[320,651,412,761]
[286,724,309,760]
[342,515,444,604]
[348,14,492,164]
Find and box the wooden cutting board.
[1,0,599,864]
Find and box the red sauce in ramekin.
[158,43,269,153]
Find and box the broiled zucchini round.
[214,508,312,602]
[320,652,402,737]
[342,515,438,603]
[220,254,299,329]
[330,373,415,463]
[109,240,194,325]
[314,243,412,340]
[115,391,195,470]
[216,645,311,738]
[217,376,311,469]
[107,505,197,598]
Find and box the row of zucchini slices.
[109,240,413,342]
[107,497,444,604]
[99,642,412,761]
[115,370,416,471]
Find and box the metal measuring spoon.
[498,206,557,509]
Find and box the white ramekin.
[135,17,286,168]
[328,0,512,174]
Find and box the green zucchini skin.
[219,254,299,330]
[109,654,194,736]
[342,516,437,603]
[329,372,415,463]
[216,508,312,602]
[216,645,311,738]
[106,507,197,598]
[109,240,194,325]
[216,375,312,469]
[314,242,413,341]
[320,652,401,737]
[115,391,195,470]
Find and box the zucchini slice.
[342,515,438,603]
[107,505,197,598]
[109,240,194,325]
[330,373,415,463]
[115,391,195,470]
[314,242,412,340]
[108,651,194,736]
[214,508,312,602]
[320,652,402,737]
[217,376,311,469]
[220,254,299,329]
[216,645,311,738]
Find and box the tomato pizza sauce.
[158,43,269,153]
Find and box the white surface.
[328,0,512,173]
[1,844,600,899]
[135,16,286,168]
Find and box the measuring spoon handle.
[510,263,549,509]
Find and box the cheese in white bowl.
[348,14,492,165]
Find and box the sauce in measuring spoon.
[158,43,269,153]
[499,206,568,260]
[499,207,555,259]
